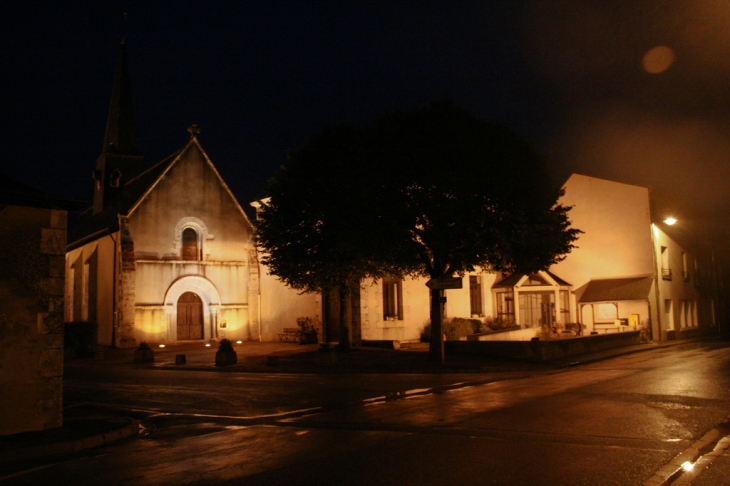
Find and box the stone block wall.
[0,205,67,435]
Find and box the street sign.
[426,277,463,290]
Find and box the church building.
[66,42,259,347]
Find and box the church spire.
[93,39,144,214]
[101,39,139,155]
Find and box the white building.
[255,173,718,344]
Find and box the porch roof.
[579,276,653,303]
[493,270,571,288]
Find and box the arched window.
[181,228,200,260]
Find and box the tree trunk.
[337,285,351,351]
[428,288,445,363]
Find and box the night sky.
[3,1,730,221]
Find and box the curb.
[0,418,139,466]
[555,336,711,368]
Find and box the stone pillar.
[247,249,261,341]
[117,217,136,348]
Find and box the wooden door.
[177,292,203,340]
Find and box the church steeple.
[93,39,144,214]
[101,39,139,156]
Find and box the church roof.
[68,146,183,248]
[68,133,251,250]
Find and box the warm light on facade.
[664,217,677,225]
[158,344,165,348]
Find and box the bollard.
[175,354,186,365]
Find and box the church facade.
[66,43,259,347]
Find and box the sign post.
[426,277,463,290]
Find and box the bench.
[278,327,300,342]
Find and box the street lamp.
[664,217,677,225]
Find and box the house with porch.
[255,173,718,344]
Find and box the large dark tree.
[256,101,580,362]
[254,124,390,350]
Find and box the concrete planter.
[299,333,318,345]
[215,350,237,366]
[133,349,154,363]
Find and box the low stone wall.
[362,339,401,350]
[446,331,642,362]
[468,327,536,341]
[665,326,717,341]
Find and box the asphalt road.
[7,340,730,485]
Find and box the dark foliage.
[256,101,580,360]
[218,339,234,352]
[64,321,97,358]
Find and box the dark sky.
[3,1,730,221]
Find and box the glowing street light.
[664,217,677,225]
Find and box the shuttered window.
[469,275,482,316]
[382,278,403,320]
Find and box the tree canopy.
[255,101,580,360]
[254,123,391,349]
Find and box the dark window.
[181,228,200,261]
[497,292,514,320]
[382,278,403,320]
[559,290,570,321]
[469,275,482,316]
[661,246,672,280]
[109,168,122,188]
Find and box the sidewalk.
[0,336,713,476]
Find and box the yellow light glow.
[664,217,677,225]
[205,343,211,347]
[643,46,675,73]
[158,344,165,348]
[236,340,243,344]
[681,461,694,472]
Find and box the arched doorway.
[177,292,203,340]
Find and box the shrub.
[481,316,518,332]
[64,321,97,358]
[296,316,318,344]
[421,318,480,342]
[137,341,151,351]
[218,339,234,352]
